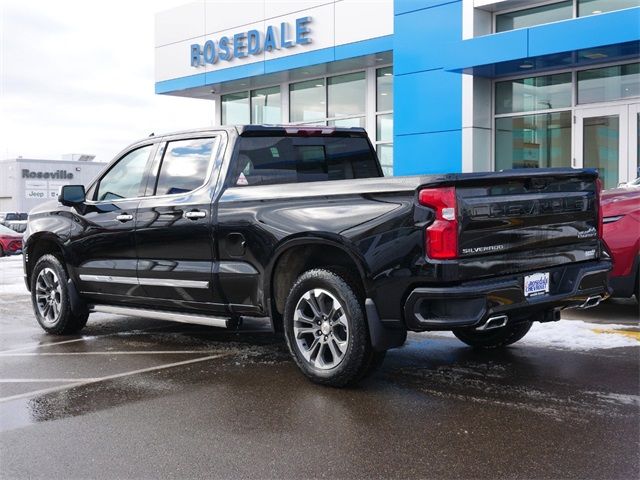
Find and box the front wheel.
[452,320,533,349]
[283,269,384,387]
[30,254,88,334]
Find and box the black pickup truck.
[23,126,611,386]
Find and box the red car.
[0,224,23,257]
[601,186,640,300]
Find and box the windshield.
[0,224,20,235]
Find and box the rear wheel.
[283,269,384,387]
[30,254,88,334]
[452,320,532,349]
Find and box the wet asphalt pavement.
[0,256,639,479]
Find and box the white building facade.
[0,158,106,212]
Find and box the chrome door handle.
[115,214,133,222]
[184,210,206,220]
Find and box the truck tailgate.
[455,171,601,277]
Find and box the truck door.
[134,135,226,312]
[72,144,155,299]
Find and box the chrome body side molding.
[79,274,209,289]
[91,305,229,328]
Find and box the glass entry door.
[575,104,639,188]
[630,104,640,181]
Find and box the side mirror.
[59,185,86,206]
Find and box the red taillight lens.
[595,177,603,239]
[419,187,458,259]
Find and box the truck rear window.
[233,136,381,186]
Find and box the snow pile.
[427,320,640,351]
[522,320,639,350]
[0,255,28,296]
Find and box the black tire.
[283,268,384,387]
[452,320,533,349]
[30,254,88,334]
[0,244,4,257]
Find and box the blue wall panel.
[393,0,463,175]
[394,130,462,175]
[443,29,528,72]
[155,72,206,94]
[394,69,462,136]
[394,1,463,75]
[529,8,640,57]
[446,7,640,72]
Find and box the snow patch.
[0,255,28,297]
[427,320,640,351]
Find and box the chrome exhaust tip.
[476,314,508,331]
[579,296,602,309]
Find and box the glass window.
[495,73,572,114]
[154,138,215,196]
[495,112,572,170]
[578,0,639,16]
[328,117,366,128]
[234,136,380,186]
[222,92,249,124]
[290,79,326,123]
[328,72,366,118]
[377,67,393,111]
[577,63,640,104]
[583,115,620,189]
[96,145,153,201]
[496,1,573,32]
[251,87,281,124]
[377,114,393,143]
[377,144,393,177]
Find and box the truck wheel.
[452,321,532,349]
[283,269,384,387]
[30,254,88,335]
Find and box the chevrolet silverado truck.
[23,126,611,386]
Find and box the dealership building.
[0,157,106,212]
[155,0,639,187]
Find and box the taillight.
[419,187,458,259]
[595,177,603,239]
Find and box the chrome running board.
[91,305,230,328]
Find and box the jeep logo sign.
[22,169,74,180]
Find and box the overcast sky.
[0,0,214,163]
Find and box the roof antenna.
[149,132,155,137]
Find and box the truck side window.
[234,136,380,186]
[154,138,215,196]
[95,145,153,201]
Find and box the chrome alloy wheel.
[35,267,62,325]
[293,288,350,370]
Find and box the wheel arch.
[265,234,371,322]
[24,233,68,289]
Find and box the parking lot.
[0,254,638,479]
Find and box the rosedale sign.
[190,16,312,67]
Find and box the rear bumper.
[404,260,611,331]
[609,256,638,298]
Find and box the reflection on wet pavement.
[0,283,638,479]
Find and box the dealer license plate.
[524,272,550,297]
